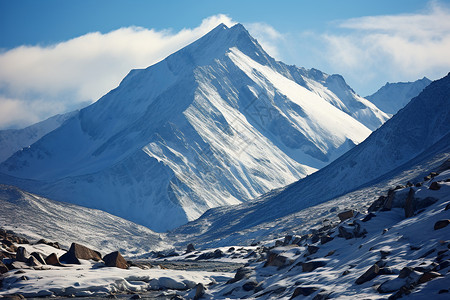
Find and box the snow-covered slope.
[0,111,77,163]
[169,73,450,244]
[0,24,383,232]
[0,184,168,255]
[366,77,431,115]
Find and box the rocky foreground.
[0,167,449,299]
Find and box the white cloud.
[0,14,236,129]
[245,22,285,59]
[319,1,450,93]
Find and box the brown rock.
[103,251,128,269]
[355,264,380,285]
[194,283,205,300]
[302,260,327,272]
[434,220,450,230]
[0,261,9,274]
[26,255,41,267]
[338,210,354,222]
[290,286,320,298]
[404,188,416,218]
[418,271,442,284]
[60,243,101,263]
[45,253,65,266]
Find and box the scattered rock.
[196,249,223,260]
[15,247,29,262]
[362,213,376,222]
[338,210,354,222]
[0,261,9,274]
[227,267,253,284]
[404,188,415,218]
[429,182,441,190]
[227,247,235,253]
[302,260,327,272]
[186,243,195,253]
[342,270,350,276]
[418,271,442,284]
[338,226,353,239]
[59,243,101,263]
[30,252,46,265]
[320,235,333,245]
[264,252,293,268]
[26,255,41,267]
[130,294,141,299]
[434,220,450,230]
[355,263,380,285]
[242,279,259,291]
[36,239,61,249]
[194,283,205,299]
[307,245,319,255]
[103,251,128,269]
[439,289,449,294]
[45,253,64,266]
[291,286,319,298]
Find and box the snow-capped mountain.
[0,24,386,232]
[169,73,450,244]
[366,77,432,115]
[0,111,77,163]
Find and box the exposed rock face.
[59,243,102,264]
[103,251,128,269]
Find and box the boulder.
[45,253,65,266]
[194,283,205,300]
[59,243,101,263]
[264,252,293,268]
[338,226,353,239]
[291,286,320,298]
[227,267,253,284]
[338,210,354,222]
[26,255,41,267]
[103,251,128,269]
[355,264,380,285]
[429,182,441,190]
[368,196,385,212]
[302,260,327,272]
[362,213,376,222]
[242,279,259,291]
[418,271,442,284]
[445,203,450,211]
[0,261,9,274]
[320,235,333,245]
[30,252,46,265]
[382,190,395,211]
[186,243,195,253]
[404,188,416,218]
[307,245,320,255]
[16,247,29,262]
[59,251,81,264]
[37,239,61,249]
[434,220,450,230]
[196,249,223,260]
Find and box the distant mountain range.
[366,77,431,115]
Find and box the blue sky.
[1,0,449,129]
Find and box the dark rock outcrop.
[103,251,128,269]
[355,264,380,285]
[434,220,450,230]
[338,210,354,222]
[59,243,101,264]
